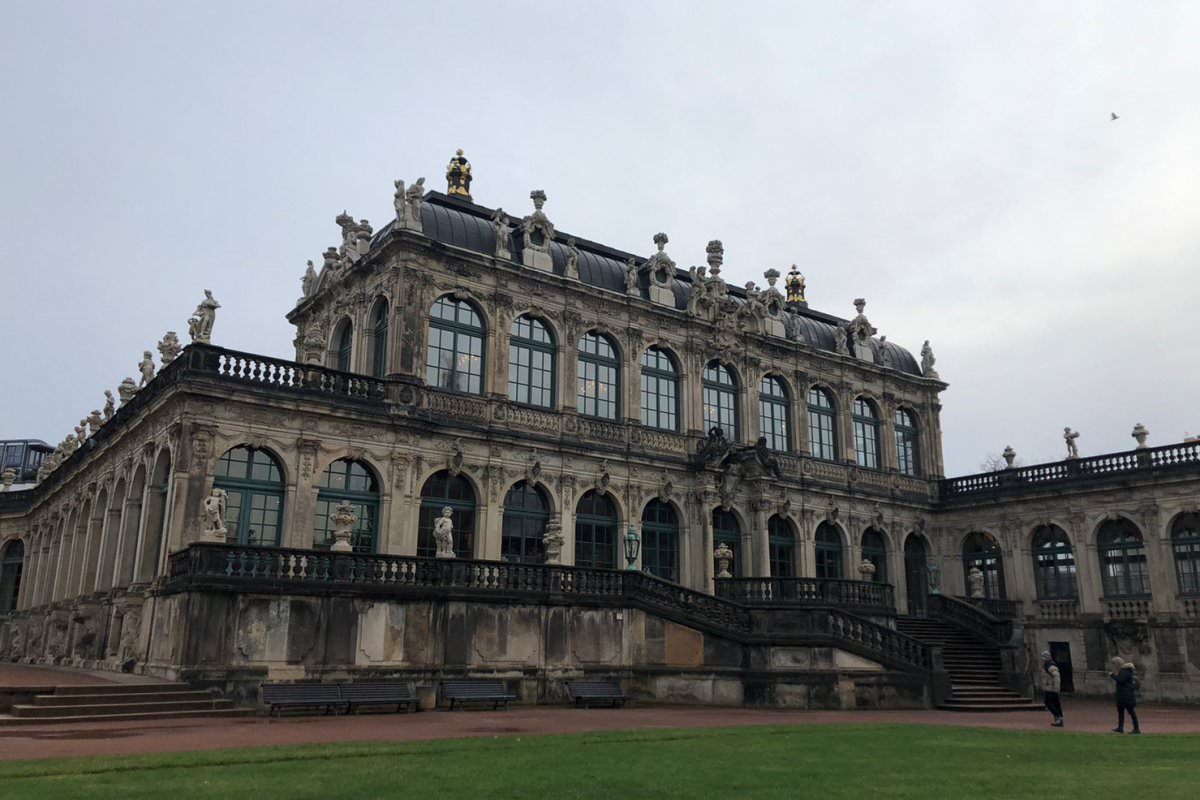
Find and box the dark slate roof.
[376,191,923,377]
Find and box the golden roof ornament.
[785,265,806,304]
[446,148,473,200]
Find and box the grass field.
[0,724,1193,800]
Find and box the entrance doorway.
[904,534,929,617]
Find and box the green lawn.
[0,725,1193,800]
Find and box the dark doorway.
[904,534,929,617]
[1049,641,1074,693]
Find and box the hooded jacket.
[1040,662,1062,693]
[1112,662,1138,706]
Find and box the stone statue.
[1,468,15,491]
[926,559,941,595]
[335,211,357,256]
[138,351,156,387]
[565,237,579,280]
[920,340,939,378]
[393,179,406,220]
[329,499,356,552]
[714,542,734,579]
[63,433,79,455]
[1064,427,1080,459]
[1002,445,1016,468]
[404,177,426,227]
[103,390,116,421]
[543,519,564,565]
[202,488,228,541]
[968,565,985,598]
[302,261,317,297]
[158,331,182,365]
[1131,423,1149,449]
[625,258,639,294]
[118,377,138,404]
[187,290,220,345]
[491,208,511,260]
[834,323,851,356]
[87,410,103,436]
[857,559,877,580]
[75,421,88,442]
[433,506,455,559]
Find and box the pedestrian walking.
[1110,656,1141,734]
[1040,650,1064,727]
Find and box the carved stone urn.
[330,500,356,553]
[857,559,876,580]
[714,542,734,579]
[0,468,15,491]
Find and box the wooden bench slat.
[565,681,627,708]
[440,680,516,710]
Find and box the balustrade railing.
[1035,599,1079,621]
[715,577,895,613]
[961,595,1020,620]
[1103,597,1151,619]
[928,594,1012,644]
[192,346,387,402]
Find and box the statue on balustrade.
[968,565,985,598]
[202,488,228,542]
[434,506,456,559]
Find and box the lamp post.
[623,525,641,571]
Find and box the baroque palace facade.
[1,152,1197,708]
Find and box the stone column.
[888,535,907,611]
[840,393,857,464]
[17,539,38,610]
[879,406,897,472]
[97,506,123,591]
[163,469,191,555]
[1072,517,1103,615]
[697,495,714,593]
[480,479,503,561]
[794,389,810,456]
[80,512,104,594]
[749,498,769,577]
[559,477,576,566]
[742,374,758,447]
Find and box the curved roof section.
[382,192,923,377]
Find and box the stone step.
[11,699,237,718]
[938,701,1044,713]
[50,683,193,696]
[32,690,219,706]
[0,707,255,726]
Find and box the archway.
[418,471,477,558]
[961,531,1005,599]
[903,533,929,616]
[501,481,549,563]
[0,540,24,613]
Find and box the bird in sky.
[1111,112,1120,121]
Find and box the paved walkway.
[0,663,167,689]
[0,697,1195,762]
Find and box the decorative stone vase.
[857,559,876,580]
[330,500,356,553]
[0,468,15,491]
[714,542,734,579]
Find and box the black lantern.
[623,525,641,571]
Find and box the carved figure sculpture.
[446,148,472,198]
[138,351,156,387]
[926,559,941,594]
[714,542,734,579]
[118,377,138,404]
[543,519,564,565]
[158,331,182,365]
[87,410,103,436]
[103,390,116,421]
[968,565,985,598]
[0,468,15,491]
[625,258,639,294]
[75,421,88,442]
[302,261,317,297]
[920,340,939,378]
[394,179,405,220]
[1064,427,1080,459]
[202,488,228,541]
[433,506,455,559]
[565,237,580,280]
[491,208,511,260]
[329,499,356,552]
[404,177,425,227]
[187,290,220,345]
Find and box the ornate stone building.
[1,152,1197,707]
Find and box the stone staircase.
[0,682,252,725]
[896,616,1042,712]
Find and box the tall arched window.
[641,500,679,582]
[852,398,880,469]
[815,522,844,579]
[1098,519,1150,597]
[1171,512,1200,595]
[501,481,549,564]
[213,446,284,547]
[335,320,353,373]
[640,347,679,431]
[314,460,380,554]
[1032,525,1076,599]
[768,515,795,578]
[703,362,739,440]
[418,471,477,558]
[508,316,556,409]
[962,531,1005,598]
[861,528,888,583]
[575,491,618,569]
[903,534,930,616]
[577,332,620,419]
[426,296,485,395]
[0,540,24,613]
[712,508,742,577]
[371,300,389,378]
[807,387,838,462]
[894,408,920,477]
[759,376,791,452]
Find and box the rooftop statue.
[187,290,220,345]
[1064,427,1080,459]
[446,148,472,199]
[138,351,156,387]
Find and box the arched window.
[1098,519,1150,597]
[335,320,353,373]
[894,408,920,477]
[759,376,791,452]
[903,534,930,616]
[815,522,844,579]
[0,540,24,613]
[371,300,389,378]
[575,491,618,569]
[861,528,888,583]
[1032,525,1076,599]
[962,531,1005,599]
[501,481,549,564]
[703,362,739,440]
[640,348,680,431]
[213,446,284,547]
[577,333,620,419]
[768,515,795,578]
[508,316,556,409]
[852,398,880,470]
[641,500,679,582]
[314,460,380,554]
[426,296,485,395]
[807,387,838,462]
[712,508,742,577]
[418,471,477,558]
[1171,512,1200,595]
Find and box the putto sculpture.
[1063,427,1080,459]
[202,488,228,542]
[102,390,116,421]
[920,340,939,379]
[433,506,456,559]
[187,290,220,345]
[543,519,564,565]
[138,351,156,387]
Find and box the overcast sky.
[2,1,1197,476]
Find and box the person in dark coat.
[1110,657,1141,734]
[1040,650,1064,727]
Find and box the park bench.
[565,681,627,708]
[260,683,347,717]
[340,682,419,714]
[440,680,516,710]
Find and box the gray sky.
[2,1,1197,476]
